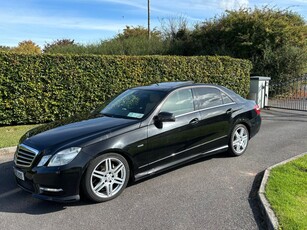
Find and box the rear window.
[221,92,233,104]
[219,86,245,103]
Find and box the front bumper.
[13,153,92,202]
[14,166,82,202]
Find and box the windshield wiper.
[101,113,139,120]
[101,113,114,117]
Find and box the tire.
[228,124,249,157]
[82,153,130,203]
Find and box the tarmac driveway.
[1,108,307,230]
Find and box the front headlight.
[47,147,81,167]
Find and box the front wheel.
[228,124,249,156]
[82,153,130,202]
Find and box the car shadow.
[0,152,227,215]
[0,160,90,215]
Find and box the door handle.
[226,108,233,114]
[190,118,199,125]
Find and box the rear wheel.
[228,124,249,156]
[82,153,130,202]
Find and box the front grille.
[15,144,39,167]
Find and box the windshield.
[101,89,167,119]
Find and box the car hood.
[21,113,140,151]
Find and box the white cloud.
[94,0,147,10]
[0,11,129,32]
[77,0,218,17]
[219,0,249,10]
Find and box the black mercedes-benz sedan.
[13,82,261,202]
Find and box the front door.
[143,88,202,170]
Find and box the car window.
[160,88,194,116]
[193,87,223,110]
[221,92,233,104]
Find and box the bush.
[0,53,252,125]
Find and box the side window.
[221,92,233,104]
[160,89,194,116]
[193,87,223,110]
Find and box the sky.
[0,0,306,48]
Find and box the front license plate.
[14,168,25,181]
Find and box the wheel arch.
[81,149,135,183]
[227,117,250,157]
[231,117,252,138]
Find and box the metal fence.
[268,75,307,111]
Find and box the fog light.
[39,186,63,192]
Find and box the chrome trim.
[175,135,227,155]
[175,102,236,118]
[14,144,40,167]
[201,145,228,155]
[39,187,63,192]
[138,135,227,169]
[19,144,39,155]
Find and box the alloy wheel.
[90,157,127,198]
[232,126,248,154]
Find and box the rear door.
[190,87,235,153]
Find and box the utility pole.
[148,0,151,40]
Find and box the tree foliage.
[12,40,41,54]
[42,27,165,55]
[160,16,193,55]
[188,7,307,81]
[43,39,76,54]
[116,26,161,40]
[105,26,165,55]
[2,7,305,82]
[0,46,11,52]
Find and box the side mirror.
[154,112,176,122]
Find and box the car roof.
[133,81,224,92]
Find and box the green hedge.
[0,53,252,125]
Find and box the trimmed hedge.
[0,53,252,125]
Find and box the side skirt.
[134,145,228,181]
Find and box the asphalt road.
[1,108,307,230]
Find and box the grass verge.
[0,125,39,148]
[265,154,307,230]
